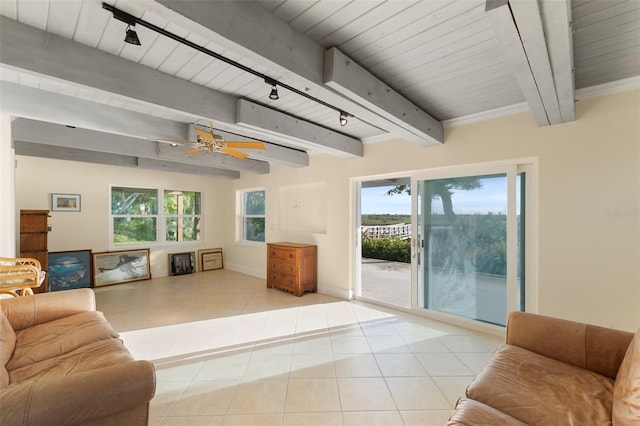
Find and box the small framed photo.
[48,250,93,292]
[198,248,223,271]
[169,252,195,275]
[93,249,151,287]
[51,193,81,212]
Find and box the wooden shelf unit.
[267,242,317,297]
[19,209,49,293]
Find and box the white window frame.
[110,186,202,249]
[237,188,266,245]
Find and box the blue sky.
[361,186,411,215]
[361,177,510,215]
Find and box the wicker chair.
[0,257,46,297]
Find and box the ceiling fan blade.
[184,146,206,156]
[220,147,249,159]
[225,141,266,150]
[194,128,215,143]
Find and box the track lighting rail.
[102,3,352,127]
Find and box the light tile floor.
[94,269,503,426]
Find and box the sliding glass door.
[414,167,526,326]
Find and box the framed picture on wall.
[93,249,151,287]
[48,250,93,292]
[169,252,195,275]
[51,193,81,212]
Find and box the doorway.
[355,161,535,328]
[358,178,411,308]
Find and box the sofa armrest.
[0,288,96,332]
[0,360,156,425]
[506,311,634,379]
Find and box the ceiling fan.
[183,122,266,159]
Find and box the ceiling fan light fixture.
[339,111,349,126]
[124,25,141,45]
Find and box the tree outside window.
[243,190,265,242]
[111,186,201,246]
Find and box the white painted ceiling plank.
[337,1,448,53]
[289,1,350,34]
[72,1,109,48]
[573,0,640,28]
[46,0,82,39]
[304,1,381,41]
[362,5,488,70]
[345,1,479,60]
[319,1,418,48]
[271,0,316,23]
[17,0,49,29]
[0,0,17,20]
[383,29,498,88]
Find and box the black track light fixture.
[265,78,279,100]
[124,25,141,45]
[339,111,349,126]
[103,3,357,128]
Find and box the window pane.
[165,191,201,215]
[244,191,265,215]
[244,217,265,242]
[166,217,201,242]
[112,187,157,215]
[419,174,508,326]
[113,217,157,244]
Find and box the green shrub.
[362,237,411,263]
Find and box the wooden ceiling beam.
[236,100,363,158]
[0,16,354,159]
[2,83,306,168]
[154,0,443,145]
[485,0,575,126]
[11,118,268,175]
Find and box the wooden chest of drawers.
[267,242,317,297]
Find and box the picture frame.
[48,250,93,292]
[51,193,81,212]
[169,252,195,275]
[197,248,223,271]
[93,249,151,287]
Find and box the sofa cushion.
[447,397,527,426]
[467,344,615,425]
[6,311,119,371]
[613,329,640,425]
[8,338,134,385]
[0,309,15,389]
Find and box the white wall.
[11,89,640,331]
[0,114,16,256]
[14,158,227,278]
[227,89,640,331]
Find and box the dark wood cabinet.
[20,209,49,293]
[267,242,317,297]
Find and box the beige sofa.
[0,289,155,425]
[448,311,639,425]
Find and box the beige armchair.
[0,257,46,297]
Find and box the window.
[111,186,201,246]
[164,190,201,242]
[241,189,265,243]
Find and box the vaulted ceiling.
[1,0,639,178]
